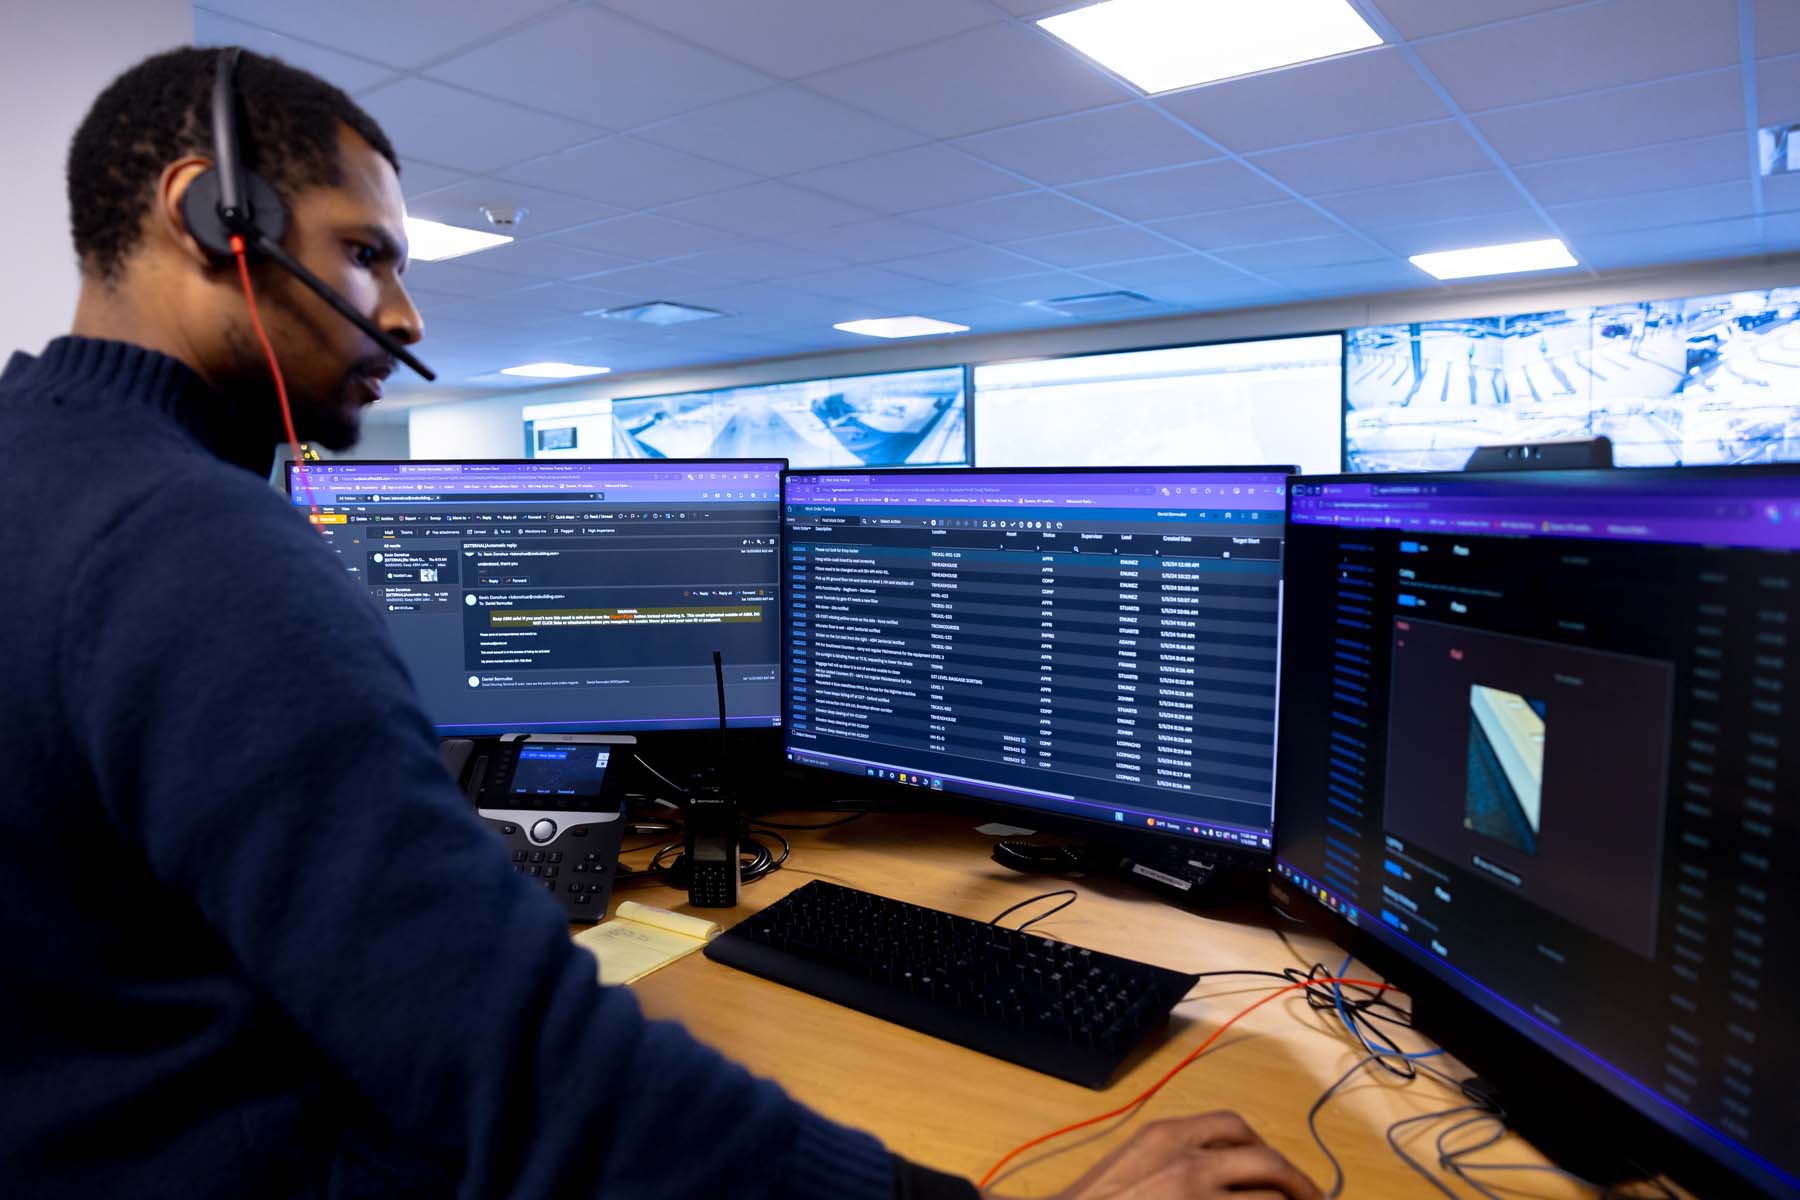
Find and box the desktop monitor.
[973,334,1343,475]
[782,466,1294,860]
[1272,466,1800,1198]
[285,458,785,734]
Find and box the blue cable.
[1334,953,1444,1061]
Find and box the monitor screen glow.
[973,335,1343,474]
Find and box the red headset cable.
[230,234,319,520]
[977,975,1399,1190]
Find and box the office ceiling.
[194,0,1800,396]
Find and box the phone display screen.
[510,745,612,799]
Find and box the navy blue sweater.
[0,338,942,1198]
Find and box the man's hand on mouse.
[985,1110,1325,1200]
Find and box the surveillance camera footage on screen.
[1346,287,1800,471]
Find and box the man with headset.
[0,46,1322,1200]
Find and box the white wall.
[407,394,530,459]
[406,249,1800,460]
[1,0,193,357]
[349,417,410,460]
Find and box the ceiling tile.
[955,104,1215,186]
[425,283,618,327]
[1477,71,1744,164]
[570,261,737,299]
[988,0,1081,13]
[196,0,567,69]
[1003,225,1186,267]
[1369,0,1584,40]
[427,6,769,129]
[1368,211,1555,257]
[972,271,1118,302]
[524,282,646,314]
[804,23,1133,140]
[658,181,877,237]
[1416,0,1738,112]
[791,144,1027,213]
[1074,254,1252,291]
[1511,133,1749,204]
[194,9,398,93]
[1250,122,1495,194]
[466,239,641,281]
[551,214,745,258]
[498,136,758,209]
[1258,258,1432,297]
[1209,233,1388,272]
[1062,160,1290,221]
[781,264,937,299]
[1317,172,1530,228]
[1135,278,1286,310]
[1572,217,1764,270]
[1150,201,1346,250]
[405,179,621,238]
[670,242,850,281]
[1546,181,1760,235]
[1760,56,1800,125]
[775,218,971,262]
[912,191,1117,241]
[634,86,926,175]
[1760,209,1800,246]
[402,259,528,300]
[358,78,603,173]
[882,245,1047,284]
[1766,172,1800,213]
[849,283,994,314]
[1157,48,1448,154]
[397,158,470,200]
[1759,0,1800,57]
[670,282,849,320]
[600,0,1000,79]
[931,302,1073,333]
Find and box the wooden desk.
[597,810,1663,1198]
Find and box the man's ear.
[158,157,223,270]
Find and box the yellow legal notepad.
[573,901,722,986]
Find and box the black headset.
[180,47,435,381]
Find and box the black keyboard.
[703,881,1199,1088]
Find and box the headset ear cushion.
[179,167,291,259]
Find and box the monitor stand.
[1410,1000,1663,1190]
[990,836,1265,910]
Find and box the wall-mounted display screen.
[1346,287,1800,471]
[523,367,968,467]
[972,335,1343,474]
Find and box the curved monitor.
[287,458,784,734]
[783,465,1293,856]
[1273,465,1800,1198]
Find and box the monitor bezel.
[285,456,790,737]
[1271,462,1800,1200]
[781,462,1297,862]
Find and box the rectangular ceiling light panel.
[834,317,971,339]
[404,216,513,262]
[1039,0,1382,95]
[1409,238,1578,281]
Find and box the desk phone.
[441,733,632,922]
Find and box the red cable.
[978,975,1398,1189]
[229,235,319,520]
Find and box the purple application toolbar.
[1290,473,1800,551]
[290,461,784,506]
[786,470,1290,510]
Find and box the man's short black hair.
[68,45,399,281]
